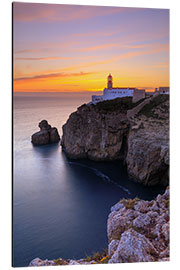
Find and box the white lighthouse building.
[92,74,136,104]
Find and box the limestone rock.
[109,229,157,263]
[132,213,152,230]
[108,239,120,257]
[107,187,169,263]
[31,120,60,146]
[126,127,169,186]
[61,104,129,160]
[107,208,138,242]
[110,202,124,212]
[126,97,169,186]
[29,257,55,266]
[69,260,81,265]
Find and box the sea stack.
[31,120,60,146]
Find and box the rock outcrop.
[62,104,129,160]
[31,120,60,146]
[126,96,169,186]
[29,187,169,266]
[61,95,169,186]
[107,187,169,263]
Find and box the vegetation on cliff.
[138,94,169,119]
[92,96,145,113]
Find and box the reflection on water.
[13,93,165,267]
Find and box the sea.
[13,92,165,267]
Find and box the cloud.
[71,29,124,39]
[13,3,125,23]
[14,49,44,54]
[15,56,67,61]
[15,55,94,61]
[77,42,147,52]
[14,71,94,82]
[63,43,169,71]
[150,62,169,69]
[14,41,81,55]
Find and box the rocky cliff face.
[107,187,169,263]
[126,117,169,186]
[126,95,169,186]
[62,103,129,160]
[29,187,169,266]
[61,95,169,186]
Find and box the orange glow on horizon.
[13,3,169,93]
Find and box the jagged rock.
[110,202,124,212]
[132,213,152,230]
[108,239,120,257]
[107,208,138,242]
[29,257,55,266]
[162,222,169,242]
[69,260,81,265]
[134,200,151,213]
[107,187,169,263]
[108,229,157,263]
[31,120,60,146]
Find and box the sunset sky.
[13,2,169,92]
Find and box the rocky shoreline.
[29,95,169,266]
[29,187,169,266]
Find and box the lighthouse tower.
[107,74,113,89]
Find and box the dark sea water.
[13,92,165,267]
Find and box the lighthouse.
[92,74,137,104]
[107,74,113,89]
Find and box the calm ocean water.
[13,92,165,267]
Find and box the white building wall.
[103,88,133,100]
[92,88,134,104]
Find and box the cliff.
[29,187,169,266]
[61,95,169,186]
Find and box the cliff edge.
[61,95,169,186]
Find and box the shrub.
[120,197,140,209]
[138,95,169,118]
[93,97,145,113]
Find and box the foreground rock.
[107,187,169,263]
[62,95,169,186]
[29,188,169,266]
[31,120,60,146]
[29,258,56,267]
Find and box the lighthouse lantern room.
[107,74,113,89]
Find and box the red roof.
[112,87,135,90]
